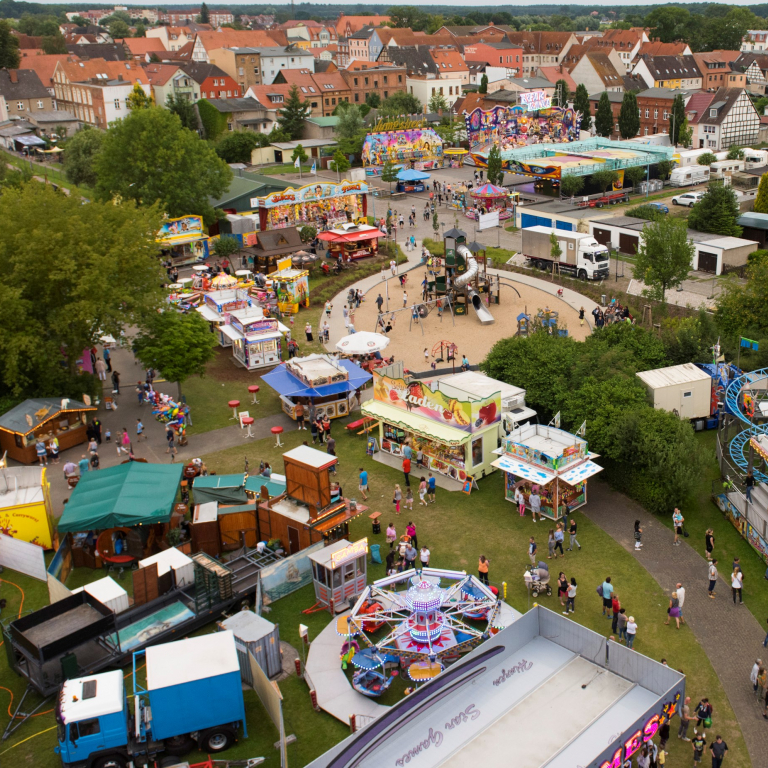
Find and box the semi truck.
[522,226,610,281]
[54,632,247,768]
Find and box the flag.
[311,160,316,174]
[576,420,586,437]
[549,412,561,428]
[294,156,300,169]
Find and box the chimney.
[9,70,17,84]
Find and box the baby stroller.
[524,562,552,598]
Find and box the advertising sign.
[361,127,444,167]
[519,90,552,112]
[156,215,204,241]
[329,538,368,569]
[478,211,500,230]
[258,181,369,209]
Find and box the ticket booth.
[309,538,368,614]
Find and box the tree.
[549,232,562,262]
[166,94,198,131]
[109,20,131,39]
[486,144,504,186]
[42,35,68,55]
[94,107,232,224]
[677,118,692,148]
[132,311,217,398]
[432,208,439,235]
[560,174,584,198]
[434,115,459,145]
[329,149,350,181]
[198,2,210,23]
[573,83,591,133]
[127,83,153,111]
[669,94,686,146]
[336,104,364,140]
[0,184,165,395]
[428,91,448,113]
[70,15,88,26]
[591,168,619,194]
[633,216,694,302]
[291,143,308,166]
[553,79,569,107]
[365,91,381,108]
[379,91,421,118]
[278,84,310,140]
[212,234,240,261]
[382,160,399,192]
[299,225,316,243]
[697,152,717,166]
[133,23,146,37]
[0,19,20,69]
[688,185,742,237]
[267,125,291,143]
[727,145,745,160]
[215,130,262,163]
[595,92,614,138]
[618,91,640,140]
[624,165,646,190]
[754,173,768,214]
[479,74,488,94]
[656,160,674,181]
[63,126,104,187]
[716,259,768,335]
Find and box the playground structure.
[337,568,508,692]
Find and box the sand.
[353,276,591,371]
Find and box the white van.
[669,166,710,186]
[710,159,745,179]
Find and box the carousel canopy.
[211,273,238,288]
[336,332,390,355]
[471,183,506,198]
[397,169,430,182]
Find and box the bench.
[346,417,375,433]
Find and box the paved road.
[585,481,768,768]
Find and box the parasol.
[397,168,430,182]
[336,332,390,355]
[471,183,506,198]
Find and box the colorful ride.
[352,668,396,697]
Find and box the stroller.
[524,562,552,598]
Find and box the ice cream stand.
[492,423,603,520]
[226,306,283,370]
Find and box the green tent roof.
[57,463,183,533]
[192,473,247,505]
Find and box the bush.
[627,204,663,221]
[748,249,768,265]
[299,225,317,243]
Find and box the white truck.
[522,226,610,281]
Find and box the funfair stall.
[262,354,372,421]
[362,118,444,171]
[226,307,283,370]
[466,183,516,222]
[156,215,210,264]
[361,366,502,488]
[196,288,253,347]
[492,423,603,520]
[309,538,368,614]
[256,181,369,231]
[267,258,310,315]
[318,223,384,262]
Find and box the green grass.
[0,150,93,199]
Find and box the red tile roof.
[17,53,76,88]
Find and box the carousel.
[444,148,468,169]
[466,183,516,222]
[336,568,516,695]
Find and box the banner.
[478,210,500,230]
[519,90,552,112]
[156,215,204,242]
[258,180,369,209]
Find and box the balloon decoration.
[146,390,188,439]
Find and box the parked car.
[646,202,669,214]
[672,192,704,207]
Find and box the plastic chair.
[370,543,382,564]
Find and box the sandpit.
[352,274,591,371]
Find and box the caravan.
[669,166,710,187]
[711,159,745,179]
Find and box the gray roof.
[386,47,437,76]
[738,212,768,229]
[509,76,554,89]
[636,87,696,100]
[0,70,50,101]
[28,110,79,123]
[638,54,701,80]
[0,398,95,435]
[589,91,624,103]
[178,61,231,84]
[66,43,126,61]
[206,98,266,114]
[227,45,314,57]
[350,25,377,40]
[0,123,34,137]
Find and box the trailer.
[2,545,280,740]
[522,226,610,281]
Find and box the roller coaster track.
[725,367,768,481]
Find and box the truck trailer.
[521,226,609,281]
[54,632,247,768]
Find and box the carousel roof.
[471,183,506,198]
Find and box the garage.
[521,213,552,229]
[618,233,640,255]
[593,227,611,247]
[697,251,718,273]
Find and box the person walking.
[664,592,681,629]
[402,290,408,308]
[515,486,526,517]
[418,476,428,506]
[402,454,411,487]
[708,559,718,598]
[547,529,555,559]
[557,572,568,608]
[567,518,581,550]
[750,659,762,693]
[678,696,692,741]
[325,300,332,319]
[103,347,112,372]
[35,439,48,466]
[406,521,417,549]
[427,473,436,504]
[611,593,621,634]
[579,307,585,327]
[705,529,715,560]
[709,736,728,768]
[691,733,707,766]
[111,370,121,394]
[554,523,565,557]
[528,536,537,566]
[601,576,614,617]
[386,522,396,549]
[48,436,60,465]
[694,698,712,735]
[420,545,430,568]
[404,541,417,570]
[565,577,577,614]
[165,427,177,459]
[305,323,313,342]
[404,487,413,510]
[626,616,637,649]
[672,508,684,545]
[634,519,643,550]
[78,454,90,475]
[315,415,325,445]
[393,484,402,515]
[731,566,744,604]
[676,582,686,624]
[746,469,755,503]
[358,467,369,501]
[478,555,490,585]
[136,419,146,442]
[95,357,107,381]
[529,488,541,522]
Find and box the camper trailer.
[669,166,710,187]
[711,159,745,179]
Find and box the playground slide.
[455,244,495,325]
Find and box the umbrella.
[397,168,430,182]
[292,253,317,266]
[336,332,390,355]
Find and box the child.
[89,452,100,470]
[105,429,111,443]
[634,519,643,550]
[394,484,402,515]
[405,487,413,510]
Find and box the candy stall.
[225,306,283,370]
[255,181,369,232]
[361,365,503,488]
[491,423,604,520]
[261,354,371,421]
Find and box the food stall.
[267,258,309,315]
[156,215,210,265]
[196,289,254,348]
[261,354,372,421]
[256,181,369,231]
[466,183,517,222]
[491,423,603,520]
[444,147,468,169]
[396,168,430,194]
[318,223,384,262]
[361,365,503,488]
[226,307,283,370]
[0,398,96,465]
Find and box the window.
[354,77,358,86]
[654,109,658,118]
[238,67,244,76]
[398,75,402,83]
[645,109,649,118]
[213,78,218,86]
[16,101,23,110]
[76,720,101,738]
[354,93,359,102]
[431,87,435,95]
[325,98,329,105]
[254,67,259,74]
[384,75,388,84]
[115,99,121,110]
[364,77,369,85]
[710,108,717,117]
[332,98,336,105]
[37,100,44,109]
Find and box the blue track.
[725,368,768,481]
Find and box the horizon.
[16,0,767,7]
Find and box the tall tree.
[573,83,591,133]
[381,160,399,192]
[754,173,768,214]
[591,168,619,194]
[166,94,198,131]
[633,216,694,303]
[365,91,381,108]
[108,20,131,39]
[656,160,674,181]
[0,19,20,69]
[428,91,449,113]
[669,94,686,146]
[560,174,584,198]
[479,74,488,94]
[42,35,68,55]
[330,149,350,182]
[716,259,768,335]
[291,143,308,166]
[63,126,104,187]
[595,92,614,138]
[677,118,692,148]
[215,130,264,163]
[126,83,153,111]
[335,104,364,140]
[94,107,232,224]
[379,91,421,117]
[133,23,146,38]
[278,84,310,140]
[688,185,742,237]
[0,184,165,395]
[624,165,646,190]
[618,91,640,140]
[198,2,210,24]
[486,144,504,186]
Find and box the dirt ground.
[353,276,591,371]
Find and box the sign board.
[0,533,46,581]
[257,180,369,209]
[330,537,368,569]
[249,197,260,208]
[519,90,552,112]
[276,256,292,273]
[349,167,366,182]
[478,211,500,230]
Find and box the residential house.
[407,73,463,108]
[637,40,692,57]
[210,45,314,85]
[742,30,768,53]
[348,26,383,63]
[178,62,241,99]
[17,53,75,107]
[208,47,264,92]
[387,47,437,78]
[462,42,523,77]
[632,55,703,90]
[428,48,469,85]
[314,59,338,73]
[303,116,338,140]
[340,63,407,106]
[119,37,167,61]
[146,26,197,52]
[686,88,760,150]
[65,10,109,24]
[0,70,53,120]
[734,52,768,94]
[160,9,234,27]
[65,43,126,62]
[335,13,390,38]
[467,63,515,93]
[26,109,79,138]
[376,28,455,51]
[283,23,338,49]
[587,90,626,139]
[537,65,577,95]
[692,51,746,92]
[569,51,626,94]
[246,82,319,123]
[144,63,198,105]
[582,28,648,72]
[337,37,350,68]
[192,30,288,63]
[272,68,351,116]
[636,88,695,138]
[205,97,268,132]
[504,31,577,76]
[312,71,352,115]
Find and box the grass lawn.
[0,150,93,199]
